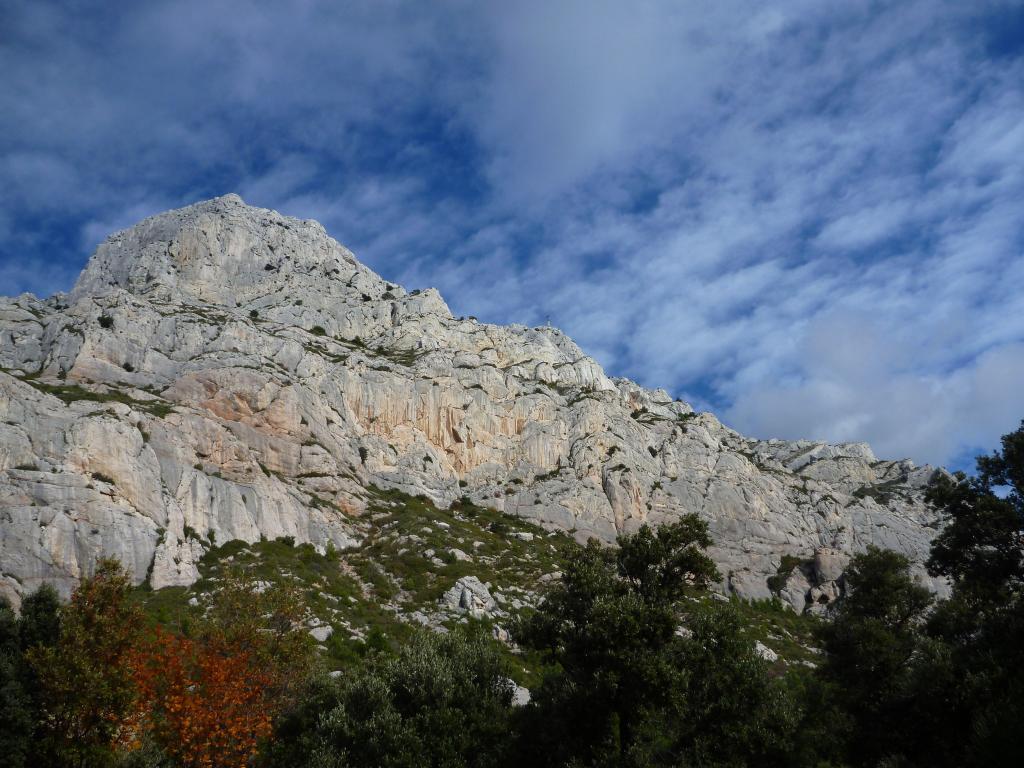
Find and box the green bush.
[267,628,515,768]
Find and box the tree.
[198,566,314,701]
[19,583,61,649]
[515,517,794,767]
[129,629,275,768]
[127,567,314,768]
[915,420,1024,766]
[0,585,63,768]
[0,598,34,768]
[515,521,709,767]
[267,628,515,768]
[27,559,143,767]
[926,420,1024,602]
[616,515,719,603]
[670,605,799,767]
[817,546,932,766]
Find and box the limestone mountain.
[0,194,945,612]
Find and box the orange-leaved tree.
[198,566,313,698]
[129,628,274,768]
[127,566,314,767]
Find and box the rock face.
[0,195,946,611]
[442,576,498,617]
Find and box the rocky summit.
[0,194,946,612]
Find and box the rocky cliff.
[0,195,945,612]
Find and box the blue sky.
[2,1,1023,471]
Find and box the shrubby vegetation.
[267,629,515,768]
[2,421,1022,767]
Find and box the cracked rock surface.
[0,195,946,611]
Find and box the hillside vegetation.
[1,421,1022,767]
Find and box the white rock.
[0,195,947,609]
[512,683,531,707]
[309,625,334,642]
[441,576,496,615]
[814,547,849,583]
[755,640,779,663]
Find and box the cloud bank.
[1,0,1022,469]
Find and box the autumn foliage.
[128,629,274,768]
[124,567,314,767]
[15,558,314,768]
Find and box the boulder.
[441,576,497,616]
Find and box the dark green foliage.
[514,518,793,767]
[28,559,143,767]
[266,629,514,768]
[767,554,806,593]
[0,600,17,655]
[817,547,932,765]
[668,605,799,766]
[0,598,33,768]
[18,583,61,650]
[0,646,33,768]
[927,471,1023,595]
[0,585,61,768]
[310,325,327,336]
[976,419,1024,499]
[815,420,1024,767]
[98,315,114,328]
[926,422,1024,600]
[616,515,720,602]
[906,420,1024,766]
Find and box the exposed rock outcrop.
[0,195,946,612]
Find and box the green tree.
[0,597,34,768]
[926,420,1024,602]
[914,420,1024,766]
[267,628,515,768]
[817,546,932,766]
[515,517,795,767]
[19,583,61,649]
[669,604,799,767]
[616,515,719,602]
[28,559,143,767]
[0,586,63,768]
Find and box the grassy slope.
[133,487,822,683]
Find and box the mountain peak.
[70,195,360,305]
[1,197,945,614]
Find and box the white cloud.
[1,0,1022,468]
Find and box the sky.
[2,0,1023,471]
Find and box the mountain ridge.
[0,195,946,612]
